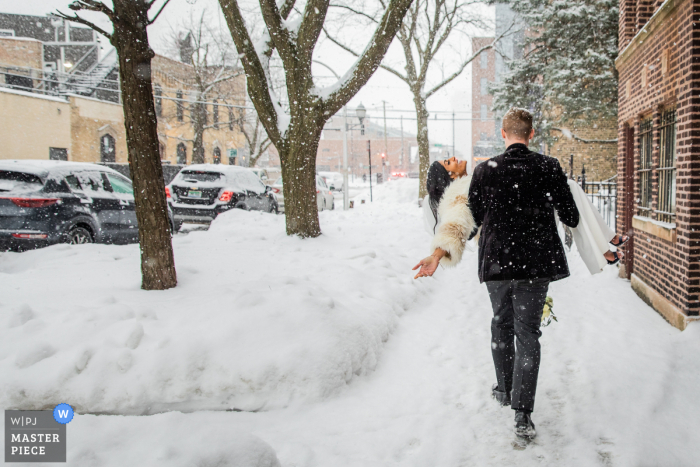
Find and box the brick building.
[471,37,500,168]
[317,114,419,181]
[0,13,246,167]
[616,0,700,329]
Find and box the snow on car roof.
[0,160,122,179]
[181,164,250,174]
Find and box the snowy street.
[2,179,699,466]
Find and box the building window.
[480,104,488,121]
[480,78,488,96]
[177,143,187,165]
[154,85,163,117]
[100,134,116,163]
[637,117,653,217]
[229,109,234,131]
[176,90,184,122]
[213,147,221,164]
[213,100,219,128]
[49,147,68,161]
[480,52,488,69]
[657,108,677,223]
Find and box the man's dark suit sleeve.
[468,167,484,239]
[550,159,579,228]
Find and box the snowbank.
[0,179,431,414]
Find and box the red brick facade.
[616,0,700,328]
[471,37,499,168]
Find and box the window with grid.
[657,108,677,223]
[637,117,653,217]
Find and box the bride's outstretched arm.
[413,248,447,279]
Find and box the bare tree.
[218,0,414,237]
[325,0,510,197]
[238,113,273,167]
[162,12,244,164]
[58,0,177,290]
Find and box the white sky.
[2,0,495,158]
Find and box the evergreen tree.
[490,0,619,146]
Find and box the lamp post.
[355,103,372,201]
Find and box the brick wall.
[548,119,618,180]
[471,37,498,167]
[616,0,700,317]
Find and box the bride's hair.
[427,161,453,232]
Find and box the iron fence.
[579,174,617,231]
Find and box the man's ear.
[529,128,535,140]
[501,128,507,139]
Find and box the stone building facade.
[616,0,700,330]
[548,121,619,181]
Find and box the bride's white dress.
[567,179,616,275]
[423,176,615,275]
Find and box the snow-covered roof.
[0,160,122,179]
[0,87,69,104]
[0,36,42,43]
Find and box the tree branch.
[68,0,114,20]
[321,26,407,82]
[297,0,330,65]
[426,22,513,98]
[55,10,112,40]
[258,0,296,66]
[328,3,378,23]
[147,0,172,25]
[219,0,284,148]
[551,127,617,144]
[321,0,414,116]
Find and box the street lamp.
[356,102,366,135]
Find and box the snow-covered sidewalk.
[2,179,699,466]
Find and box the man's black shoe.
[514,410,536,439]
[491,383,511,406]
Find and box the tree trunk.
[112,0,177,290]
[192,102,206,164]
[280,121,322,238]
[414,92,430,199]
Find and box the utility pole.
[400,115,404,169]
[368,140,373,202]
[382,100,388,180]
[452,111,455,158]
[342,107,349,210]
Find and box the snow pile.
[0,179,431,414]
[57,413,281,467]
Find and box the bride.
[414,157,628,278]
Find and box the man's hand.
[412,249,446,279]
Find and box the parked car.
[318,171,344,191]
[167,164,278,230]
[270,175,334,213]
[250,167,270,184]
[0,160,174,251]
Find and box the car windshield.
[0,170,43,193]
[179,171,221,182]
[273,177,283,186]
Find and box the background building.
[616,0,699,330]
[471,37,500,168]
[0,12,246,169]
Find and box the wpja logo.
[5,405,73,462]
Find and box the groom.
[418,108,579,439]
[469,108,579,438]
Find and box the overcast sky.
[2,0,495,159]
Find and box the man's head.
[501,107,534,146]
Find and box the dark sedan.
[167,164,278,230]
[0,160,172,251]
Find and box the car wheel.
[67,226,93,245]
[331,199,335,210]
[173,220,183,233]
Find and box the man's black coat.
[469,143,579,283]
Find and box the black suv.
[167,164,278,230]
[0,160,172,251]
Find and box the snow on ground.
[0,180,431,415]
[2,179,699,466]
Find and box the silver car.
[270,175,335,213]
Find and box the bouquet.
[541,296,557,327]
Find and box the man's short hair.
[502,107,533,139]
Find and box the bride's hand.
[413,255,440,279]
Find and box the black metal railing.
[579,173,618,231]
